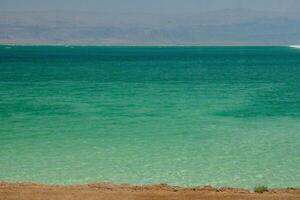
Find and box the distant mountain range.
[1,9,300,45]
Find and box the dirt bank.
[0,182,299,200]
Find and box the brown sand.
[0,182,299,200]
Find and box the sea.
[0,46,299,189]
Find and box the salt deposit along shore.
[289,45,300,48]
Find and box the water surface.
[0,46,300,189]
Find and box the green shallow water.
[0,46,300,189]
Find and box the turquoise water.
[0,46,300,189]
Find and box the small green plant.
[254,186,268,193]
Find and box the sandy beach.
[0,182,299,200]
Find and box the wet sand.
[0,182,299,200]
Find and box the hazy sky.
[0,0,299,13]
[1,0,300,45]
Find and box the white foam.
[289,45,300,49]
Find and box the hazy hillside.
[0,9,300,45]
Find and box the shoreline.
[1,182,299,200]
[0,43,292,47]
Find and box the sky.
[0,0,299,13]
[1,0,299,45]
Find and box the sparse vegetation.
[254,186,268,193]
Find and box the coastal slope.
[0,182,299,200]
